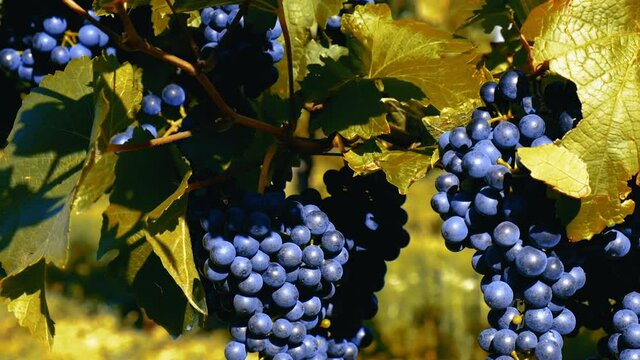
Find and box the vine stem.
[258,142,279,194]
[106,131,193,153]
[276,0,297,128]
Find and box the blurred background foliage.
[0,0,603,359]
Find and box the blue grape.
[304,210,330,235]
[0,48,21,70]
[201,8,215,25]
[248,312,273,337]
[493,221,520,247]
[140,124,157,138]
[621,349,640,360]
[326,15,342,30]
[519,114,546,139]
[435,172,459,192]
[624,323,640,348]
[478,328,497,351]
[462,151,492,178]
[624,292,640,315]
[523,280,552,308]
[233,294,260,315]
[211,9,229,30]
[290,225,311,245]
[238,272,263,294]
[470,232,492,251]
[230,257,252,278]
[21,49,34,66]
[273,318,293,338]
[250,250,270,273]
[472,108,492,122]
[515,246,547,277]
[474,187,501,216]
[480,81,498,104]
[18,65,33,81]
[210,240,236,266]
[50,46,70,66]
[321,230,345,254]
[516,330,538,351]
[260,232,283,255]
[43,17,67,35]
[499,70,526,100]
[233,235,260,257]
[603,229,631,257]
[524,307,553,333]
[224,341,247,360]
[483,281,513,309]
[272,282,299,308]
[614,309,639,332]
[492,328,517,354]
[531,135,553,147]
[162,84,186,106]
[541,257,564,282]
[468,118,491,141]
[321,259,343,282]
[551,273,577,298]
[32,32,57,52]
[438,131,451,150]
[430,192,450,215]
[528,224,562,249]
[474,139,502,163]
[535,339,561,360]
[78,25,101,47]
[449,126,472,150]
[552,308,576,335]
[278,243,303,268]
[441,216,468,243]
[141,94,162,115]
[485,165,510,190]
[450,191,472,217]
[69,44,92,59]
[493,121,520,149]
[263,262,287,288]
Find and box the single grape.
[552,308,576,335]
[468,118,491,141]
[449,126,472,150]
[614,309,639,332]
[516,330,538,352]
[485,165,510,190]
[493,121,520,149]
[499,70,527,100]
[78,25,101,47]
[535,339,561,360]
[524,307,553,333]
[441,216,468,243]
[492,328,517,355]
[50,46,70,66]
[462,151,492,179]
[162,84,186,106]
[480,81,498,104]
[326,15,342,30]
[69,44,92,59]
[248,312,273,337]
[32,32,57,52]
[435,172,460,192]
[267,40,285,63]
[272,282,299,308]
[523,280,552,308]
[493,221,520,247]
[519,114,546,139]
[624,292,640,315]
[141,94,162,115]
[478,328,497,351]
[224,341,247,360]
[0,48,21,70]
[483,281,513,309]
[515,246,547,277]
[43,17,67,35]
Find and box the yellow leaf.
[1,260,54,346]
[517,144,591,198]
[421,98,483,138]
[341,4,482,110]
[530,0,640,240]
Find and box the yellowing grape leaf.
[341,4,482,111]
[375,150,434,194]
[422,98,483,139]
[529,0,640,240]
[517,144,591,199]
[0,260,54,346]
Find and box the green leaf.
[151,0,173,36]
[0,260,54,346]
[270,0,345,96]
[341,4,481,111]
[101,132,206,315]
[0,57,94,275]
[75,60,143,210]
[530,0,640,240]
[517,144,591,199]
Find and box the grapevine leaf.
[75,60,143,210]
[150,0,173,35]
[517,144,591,199]
[93,0,149,13]
[270,0,344,97]
[341,4,481,111]
[343,140,383,175]
[529,0,640,240]
[374,150,434,194]
[339,115,389,140]
[101,132,206,315]
[0,260,54,346]
[421,98,483,139]
[0,57,94,275]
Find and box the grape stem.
[276,0,297,128]
[258,142,279,194]
[106,130,193,153]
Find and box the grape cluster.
[321,167,409,342]
[199,5,283,98]
[0,11,113,84]
[602,291,640,359]
[432,71,587,360]
[199,190,357,360]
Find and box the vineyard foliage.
[0,0,638,353]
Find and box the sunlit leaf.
[0,260,54,346]
[518,144,591,199]
[374,150,434,194]
[343,140,383,175]
[0,58,94,275]
[529,0,640,240]
[341,4,481,111]
[421,98,483,139]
